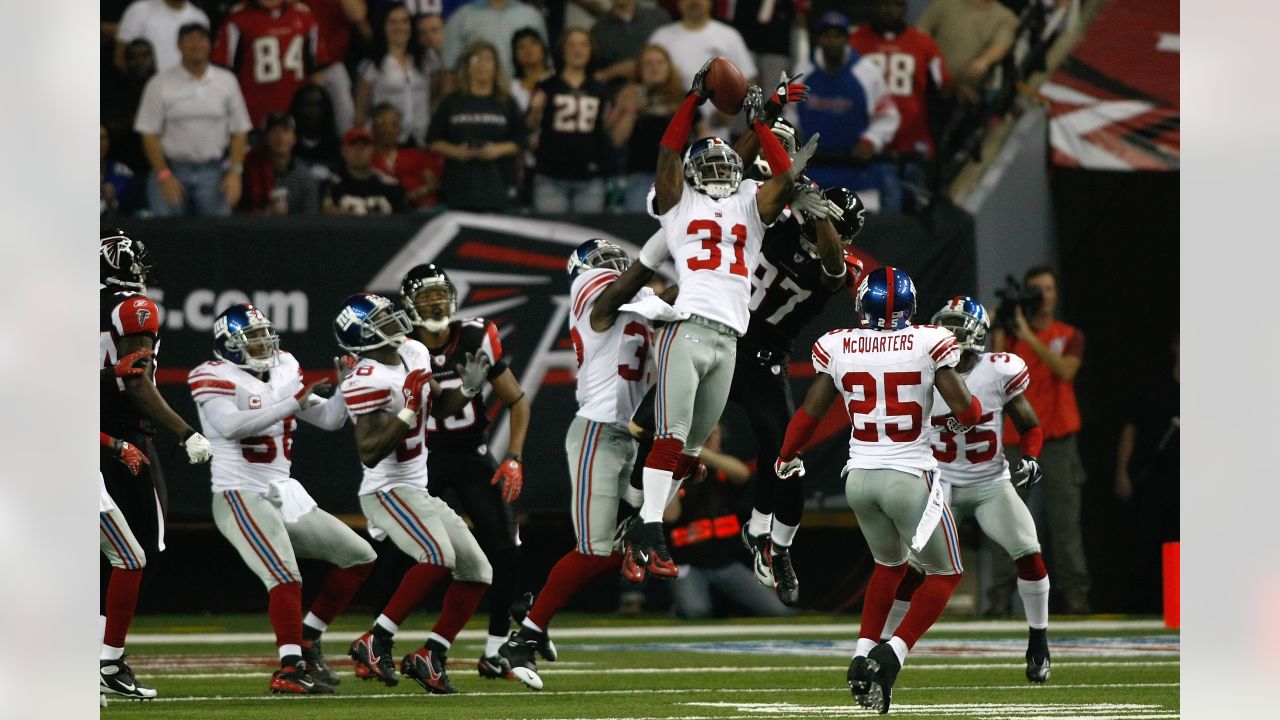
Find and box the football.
[705,56,747,115]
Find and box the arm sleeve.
[854,59,900,152]
[198,395,301,439]
[441,10,466,71]
[341,383,394,416]
[728,28,758,80]
[133,77,164,135]
[211,16,237,69]
[811,334,835,375]
[297,394,349,430]
[227,77,253,135]
[112,296,161,337]
[116,4,144,42]
[928,329,961,369]
[1000,354,1031,403]
[1064,328,1085,359]
[481,321,509,377]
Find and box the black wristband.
[506,453,523,463]
[182,427,196,442]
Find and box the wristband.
[780,407,820,458]
[820,260,847,279]
[1018,425,1044,458]
[505,453,523,463]
[157,168,173,181]
[181,427,196,442]
[754,119,792,176]
[460,384,480,398]
[396,408,418,427]
[955,394,984,428]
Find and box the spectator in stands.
[509,27,554,113]
[101,126,142,219]
[311,0,373,134]
[590,0,671,94]
[289,84,342,167]
[609,43,694,213]
[416,12,449,110]
[664,425,794,620]
[135,23,251,217]
[241,112,325,215]
[851,0,950,214]
[355,3,430,146]
[403,0,468,21]
[443,0,548,81]
[788,12,899,211]
[372,103,445,208]
[323,127,409,214]
[992,265,1091,615]
[648,0,757,139]
[527,28,617,213]
[917,0,1017,96]
[115,0,209,73]
[102,38,156,175]
[724,0,800,101]
[428,41,525,211]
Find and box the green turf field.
[103,614,1179,719]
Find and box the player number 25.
[842,371,923,443]
[685,219,749,277]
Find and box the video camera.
[992,275,1044,334]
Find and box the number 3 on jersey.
[686,219,748,277]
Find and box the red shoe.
[401,646,458,694]
[348,631,398,686]
[642,522,679,579]
[269,662,333,694]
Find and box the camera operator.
[990,265,1091,615]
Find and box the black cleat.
[301,638,340,686]
[100,656,156,700]
[742,526,774,587]
[478,652,513,679]
[769,544,799,606]
[401,646,458,694]
[349,630,398,686]
[270,661,334,694]
[865,643,902,714]
[1026,652,1051,683]
[847,655,871,707]
[499,630,544,691]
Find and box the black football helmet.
[100,229,154,291]
[400,263,457,332]
[824,187,867,244]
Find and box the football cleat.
[509,591,536,625]
[629,522,678,581]
[100,656,157,700]
[349,631,399,686]
[1026,652,1051,683]
[269,661,334,695]
[401,646,457,694]
[769,544,800,606]
[742,526,775,587]
[620,519,649,583]
[478,652,513,680]
[865,643,902,714]
[301,638,340,686]
[847,655,872,707]
[499,629,545,691]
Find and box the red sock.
[308,562,374,624]
[431,581,489,643]
[268,582,304,648]
[384,563,450,625]
[895,565,925,602]
[893,573,962,648]
[1016,553,1048,581]
[528,551,621,629]
[102,568,144,648]
[674,454,699,482]
[858,563,908,641]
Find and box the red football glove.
[114,348,153,378]
[844,253,865,287]
[491,454,524,504]
[401,368,431,415]
[117,440,149,476]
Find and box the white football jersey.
[649,178,768,334]
[189,352,304,494]
[339,339,433,495]
[569,268,656,426]
[812,324,961,474]
[929,351,1030,487]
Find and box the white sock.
[887,636,910,666]
[100,644,125,662]
[100,615,106,645]
[854,637,877,658]
[1018,576,1051,630]
[770,520,798,548]
[303,612,328,635]
[664,477,685,508]
[521,617,544,634]
[374,614,399,635]
[485,634,506,657]
[748,510,772,537]
[278,643,302,660]
[426,632,450,650]
[640,467,674,523]
[623,485,644,509]
[880,599,911,640]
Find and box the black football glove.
[1012,455,1043,488]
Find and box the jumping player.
[500,238,668,691]
[100,231,212,700]
[775,267,982,713]
[878,297,1052,682]
[621,60,819,583]
[334,293,492,695]
[399,263,532,679]
[188,304,379,693]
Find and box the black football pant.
[427,449,521,640]
[726,349,801,530]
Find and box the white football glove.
[1012,456,1043,488]
[787,133,821,180]
[458,351,492,398]
[183,431,213,464]
[789,183,832,225]
[775,455,806,480]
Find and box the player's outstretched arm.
[813,218,848,291]
[774,373,841,479]
[117,333,204,444]
[590,246,663,332]
[654,60,715,215]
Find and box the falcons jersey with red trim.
[339,339,433,495]
[212,2,329,129]
[188,352,304,494]
[849,25,949,157]
[421,317,509,452]
[812,324,960,474]
[568,268,656,426]
[100,288,162,439]
[928,351,1030,487]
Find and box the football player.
[775,267,982,713]
[188,304,379,694]
[499,238,668,691]
[621,60,819,583]
[334,293,492,694]
[877,298,1052,682]
[99,231,212,701]
[399,264,531,679]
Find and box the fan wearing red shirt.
[849,0,948,159]
[213,0,332,129]
[371,103,444,209]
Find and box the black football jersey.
[422,317,510,453]
[100,287,161,440]
[533,75,615,180]
[743,216,848,355]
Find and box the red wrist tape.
[1018,425,1044,457]
[661,95,701,152]
[99,431,112,449]
[754,119,792,176]
[956,394,983,428]
[780,407,819,458]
